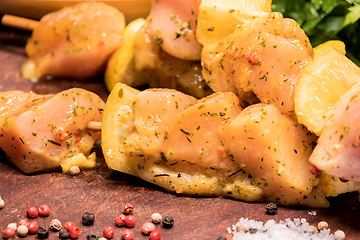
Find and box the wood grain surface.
[0,25,360,240]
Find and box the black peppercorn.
[162,215,174,228]
[82,212,95,226]
[248,228,258,234]
[265,202,278,215]
[37,226,49,239]
[217,236,227,240]
[59,229,70,239]
[87,233,99,240]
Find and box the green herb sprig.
[272,0,360,66]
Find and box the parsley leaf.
[272,0,360,66]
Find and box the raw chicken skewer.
[5,2,126,81]
[101,82,328,208]
[100,0,360,207]
[0,88,106,174]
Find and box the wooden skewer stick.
[1,14,39,31]
[86,121,102,132]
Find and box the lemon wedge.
[101,82,139,175]
[294,40,360,135]
[104,18,147,92]
[196,0,271,46]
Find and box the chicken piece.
[104,83,328,207]
[133,22,213,99]
[21,2,125,81]
[122,88,197,161]
[147,0,202,60]
[310,82,360,182]
[220,103,327,207]
[0,88,105,174]
[161,91,242,170]
[201,12,313,115]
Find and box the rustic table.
[0,25,359,240]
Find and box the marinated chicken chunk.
[22,2,125,81]
[133,21,213,99]
[0,89,105,174]
[220,104,325,206]
[310,82,360,182]
[122,89,197,160]
[147,0,203,60]
[201,12,313,115]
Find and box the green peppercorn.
[59,229,69,239]
[87,233,99,240]
[82,212,95,226]
[37,226,49,239]
[265,202,278,215]
[162,216,174,228]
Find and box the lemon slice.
[321,173,360,197]
[101,82,139,175]
[196,0,271,46]
[294,40,360,135]
[104,18,147,92]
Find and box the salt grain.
[308,211,317,216]
[230,218,336,240]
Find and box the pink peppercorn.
[149,230,161,240]
[18,219,30,229]
[64,222,76,231]
[28,221,39,234]
[103,226,114,239]
[123,203,133,215]
[310,165,321,175]
[141,222,155,235]
[115,214,126,227]
[340,178,349,183]
[121,229,134,240]
[69,226,80,239]
[38,205,50,217]
[124,215,136,228]
[2,227,15,239]
[27,206,38,218]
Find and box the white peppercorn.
[334,229,345,240]
[16,225,28,237]
[49,219,62,231]
[69,166,80,176]
[236,225,246,232]
[151,213,162,224]
[0,197,4,209]
[7,223,17,231]
[318,221,328,230]
[98,237,107,240]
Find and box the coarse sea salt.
[228,217,335,240]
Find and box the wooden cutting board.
[0,25,359,240]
